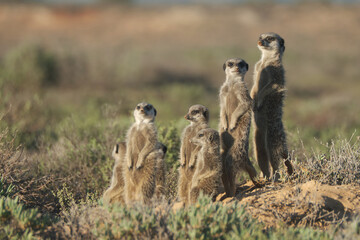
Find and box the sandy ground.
[212,180,360,228]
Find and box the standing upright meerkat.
[189,128,222,204]
[124,102,159,205]
[178,104,210,205]
[103,142,126,204]
[219,58,260,197]
[250,32,293,179]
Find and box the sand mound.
[231,181,360,228]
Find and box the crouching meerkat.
[219,58,260,197]
[103,142,126,204]
[124,102,159,205]
[251,32,293,179]
[178,104,210,205]
[189,128,222,204]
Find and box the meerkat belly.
[265,93,284,121]
[225,90,239,120]
[131,130,146,162]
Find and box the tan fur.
[124,102,158,205]
[219,58,260,197]
[250,32,293,179]
[103,142,126,204]
[189,128,222,204]
[154,142,167,200]
[178,104,209,205]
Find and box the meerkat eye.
[191,110,199,115]
[198,133,204,137]
[227,62,234,67]
[266,36,275,42]
[144,105,151,111]
[136,106,141,110]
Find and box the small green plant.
[0,178,15,198]
[0,196,52,239]
[157,124,181,170]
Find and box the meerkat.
[250,32,294,179]
[154,142,167,200]
[124,102,159,205]
[103,142,126,204]
[189,128,222,204]
[178,104,210,205]
[219,58,260,197]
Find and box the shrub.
[1,44,57,90]
[0,196,52,239]
[288,133,360,185]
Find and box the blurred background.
[0,0,359,213]
[1,0,359,147]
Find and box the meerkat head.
[257,32,285,55]
[133,102,157,124]
[184,104,209,124]
[191,128,220,147]
[223,58,249,79]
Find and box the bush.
[1,44,57,90]
[288,133,360,185]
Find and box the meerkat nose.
[258,41,263,46]
[184,114,189,120]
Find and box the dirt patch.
[232,181,360,229]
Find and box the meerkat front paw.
[127,162,133,170]
[135,159,144,169]
[229,123,237,132]
[180,159,186,167]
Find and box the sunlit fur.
[178,104,210,205]
[124,102,159,205]
[219,58,260,197]
[251,32,293,180]
[189,128,222,204]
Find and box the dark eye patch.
[227,62,234,67]
[145,105,153,111]
[191,110,199,115]
[198,133,204,137]
[238,62,246,68]
[136,106,141,110]
[266,36,275,42]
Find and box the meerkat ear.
[153,108,157,116]
[162,145,167,154]
[223,63,226,71]
[115,143,119,154]
[246,63,249,71]
[280,38,285,52]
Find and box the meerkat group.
[104,32,293,205]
